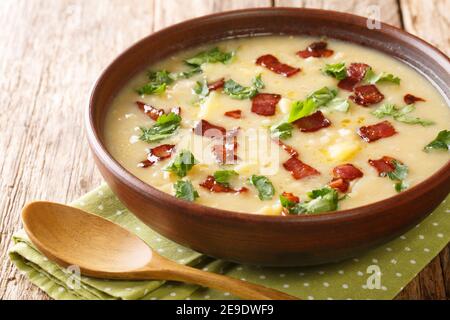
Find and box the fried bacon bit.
[256,54,300,77]
[224,109,242,119]
[251,93,281,116]
[281,192,300,203]
[337,63,370,91]
[200,175,248,193]
[333,164,364,181]
[357,120,397,143]
[297,41,334,59]
[208,78,225,91]
[329,164,364,193]
[193,119,226,138]
[136,101,164,120]
[283,157,320,180]
[368,156,397,176]
[294,111,331,132]
[404,94,425,105]
[138,144,175,168]
[273,139,299,157]
[211,129,239,164]
[349,84,385,106]
[329,178,350,193]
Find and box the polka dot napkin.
[9,183,449,300]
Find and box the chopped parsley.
[223,74,264,100]
[193,79,210,99]
[322,62,347,80]
[364,68,400,85]
[248,175,275,201]
[213,170,238,187]
[288,86,349,123]
[185,47,234,67]
[270,122,294,140]
[174,179,199,202]
[165,150,198,178]
[424,130,450,152]
[371,103,434,126]
[381,160,409,193]
[139,112,181,143]
[281,187,339,215]
[136,70,174,95]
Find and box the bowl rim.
[86,7,450,225]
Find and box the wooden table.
[0,0,448,300]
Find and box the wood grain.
[0,0,448,300]
[400,0,450,55]
[0,0,152,300]
[275,0,402,27]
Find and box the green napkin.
[9,183,449,300]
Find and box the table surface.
[0,0,449,300]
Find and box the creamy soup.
[104,36,450,215]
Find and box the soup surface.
[104,36,450,215]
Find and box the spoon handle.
[140,262,299,300]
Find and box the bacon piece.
[281,192,300,204]
[283,157,320,180]
[350,84,385,106]
[193,119,226,138]
[211,129,239,164]
[251,93,281,116]
[200,175,247,193]
[329,164,363,193]
[337,63,370,91]
[136,101,164,121]
[138,144,175,168]
[329,178,350,193]
[208,78,225,91]
[404,94,425,105]
[368,156,397,176]
[273,139,299,157]
[224,109,242,119]
[357,120,397,143]
[333,164,363,181]
[297,41,334,59]
[294,111,331,132]
[256,54,300,77]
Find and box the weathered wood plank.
[0,0,152,300]
[275,0,401,27]
[153,0,271,30]
[400,0,449,55]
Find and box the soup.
[104,36,450,215]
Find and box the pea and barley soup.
[104,36,450,215]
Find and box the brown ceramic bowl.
[86,8,450,266]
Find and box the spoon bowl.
[22,201,298,300]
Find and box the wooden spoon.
[22,201,298,300]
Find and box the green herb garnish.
[270,122,294,140]
[213,170,238,187]
[165,150,198,178]
[381,160,409,193]
[371,103,434,126]
[185,47,234,66]
[424,130,450,152]
[322,62,347,80]
[364,68,400,85]
[327,97,350,112]
[287,98,317,123]
[223,74,265,100]
[283,187,339,215]
[248,175,275,200]
[174,179,199,202]
[193,79,210,99]
[307,87,338,107]
[136,70,174,95]
[139,112,181,142]
[171,66,202,80]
